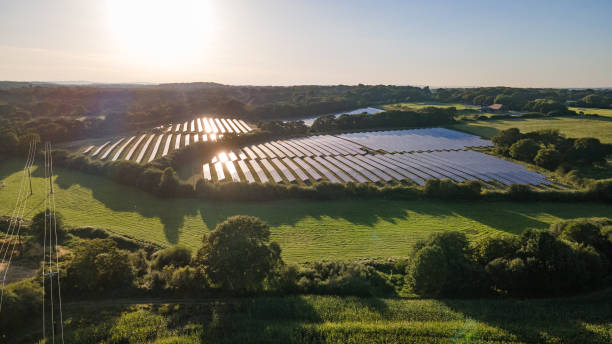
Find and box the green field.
[21,290,612,343]
[383,101,479,111]
[570,107,612,118]
[2,159,611,262]
[452,116,612,143]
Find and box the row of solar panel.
[336,127,493,153]
[164,117,251,134]
[236,135,366,160]
[202,150,550,186]
[82,133,223,163]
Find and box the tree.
[29,209,64,240]
[0,131,19,154]
[509,138,540,161]
[534,147,563,170]
[158,167,180,197]
[492,128,521,148]
[151,245,192,270]
[570,138,608,164]
[196,216,282,292]
[406,245,447,296]
[65,239,133,294]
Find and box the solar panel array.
[336,127,492,153]
[83,116,252,162]
[202,129,550,186]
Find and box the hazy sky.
[1,0,611,87]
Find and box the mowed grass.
[383,101,479,111]
[452,116,612,143]
[31,290,612,343]
[1,159,611,262]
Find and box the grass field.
[569,107,612,118]
[452,116,612,143]
[18,290,612,343]
[1,159,611,262]
[383,101,479,111]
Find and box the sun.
[105,0,214,66]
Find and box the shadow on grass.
[442,288,612,343]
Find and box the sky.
[1,0,611,87]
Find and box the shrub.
[534,147,562,170]
[0,279,42,335]
[158,167,180,197]
[151,246,193,270]
[471,235,519,265]
[491,128,521,148]
[29,209,64,240]
[509,138,540,161]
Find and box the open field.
[16,290,612,343]
[383,101,479,111]
[452,116,612,143]
[1,159,610,262]
[569,107,612,118]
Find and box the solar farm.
[80,117,252,162]
[203,128,551,186]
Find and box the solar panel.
[376,154,433,181]
[290,139,322,156]
[148,135,164,162]
[292,157,323,181]
[405,154,467,182]
[232,119,249,133]
[174,134,182,150]
[203,163,212,181]
[228,152,238,161]
[304,157,339,183]
[82,145,94,154]
[395,154,459,181]
[112,136,135,161]
[226,118,241,133]
[201,134,208,142]
[248,160,269,183]
[260,159,283,183]
[314,156,353,182]
[414,153,480,181]
[282,157,310,181]
[238,119,251,131]
[136,135,155,163]
[162,134,173,156]
[263,143,285,158]
[334,155,380,182]
[344,155,393,182]
[193,134,199,143]
[277,140,312,157]
[91,141,110,157]
[210,133,217,141]
[324,156,367,183]
[250,145,268,159]
[271,158,296,182]
[175,123,181,132]
[209,118,219,133]
[100,138,124,160]
[184,134,190,146]
[256,144,277,158]
[125,134,147,161]
[220,118,233,133]
[242,147,258,160]
[214,162,225,181]
[225,161,241,182]
[366,155,425,185]
[197,118,203,132]
[190,120,195,132]
[237,160,256,183]
[183,122,188,132]
[355,155,405,182]
[214,118,226,133]
[424,152,492,181]
[269,141,295,157]
[203,118,212,133]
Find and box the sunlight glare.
[106,0,213,67]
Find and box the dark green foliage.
[158,167,180,197]
[311,108,455,132]
[29,209,64,240]
[423,179,482,199]
[151,245,193,270]
[534,147,563,170]
[471,235,520,265]
[524,98,569,114]
[0,130,19,154]
[570,137,608,164]
[509,138,540,161]
[491,127,521,148]
[196,216,283,292]
[406,245,448,296]
[0,279,42,336]
[64,238,133,295]
[167,266,209,294]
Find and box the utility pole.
[28,166,33,195]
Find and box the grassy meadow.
[18,289,612,343]
[452,116,612,143]
[569,107,612,118]
[2,159,611,262]
[383,101,479,111]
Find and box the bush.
[0,279,42,336]
[471,235,519,265]
[509,138,540,161]
[29,209,64,241]
[534,147,563,170]
[491,128,521,148]
[406,245,448,296]
[151,246,193,270]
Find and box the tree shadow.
[441,288,612,343]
